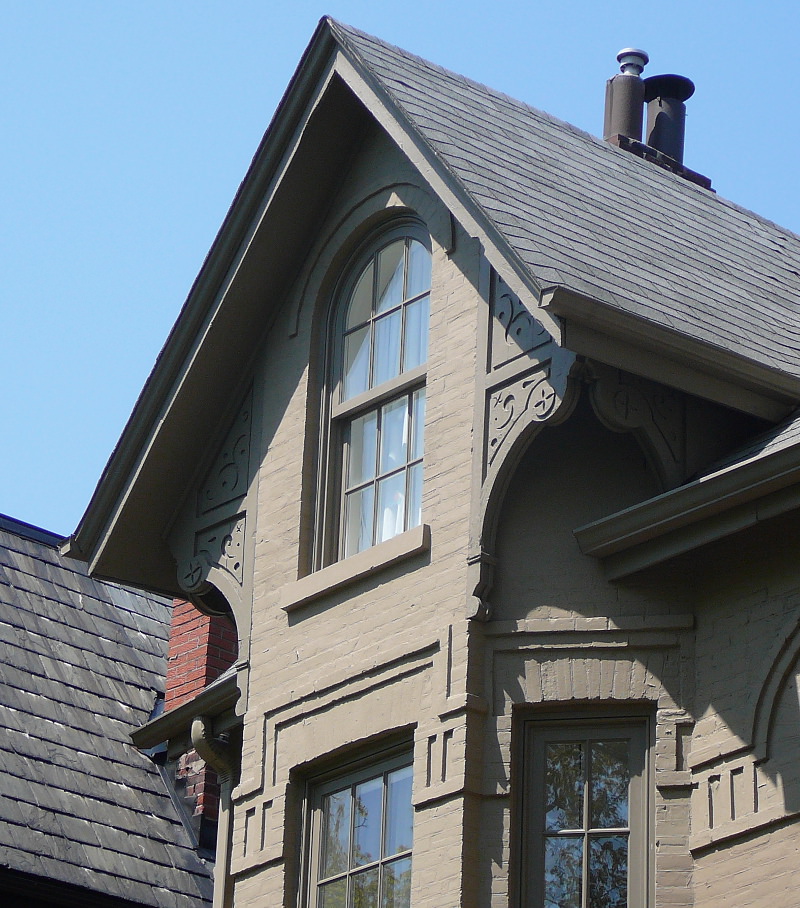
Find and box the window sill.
[280,524,431,613]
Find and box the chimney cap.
[644,73,695,103]
[616,48,649,76]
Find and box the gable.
[67,17,800,596]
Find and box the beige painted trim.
[575,437,800,578]
[279,523,430,611]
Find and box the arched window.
[325,224,432,562]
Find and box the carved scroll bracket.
[178,513,247,597]
[589,362,686,490]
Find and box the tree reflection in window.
[315,762,413,908]
[537,730,639,908]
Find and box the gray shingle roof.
[0,518,213,907]
[330,20,800,379]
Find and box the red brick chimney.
[163,599,238,853]
[165,599,238,710]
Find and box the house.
[0,514,215,907]
[64,17,800,908]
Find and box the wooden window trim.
[516,708,653,908]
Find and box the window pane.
[380,398,409,475]
[385,766,413,856]
[410,389,425,461]
[590,741,629,828]
[545,742,584,831]
[376,241,405,313]
[373,311,401,387]
[381,857,411,908]
[352,868,379,908]
[348,412,378,487]
[589,836,628,908]
[544,836,582,908]
[406,463,423,531]
[406,241,431,299]
[377,473,406,544]
[346,262,375,329]
[344,326,370,400]
[402,295,429,372]
[344,486,375,558]
[353,777,383,867]
[319,877,347,908]
[322,789,352,878]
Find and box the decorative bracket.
[589,363,686,490]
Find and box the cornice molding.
[575,436,800,578]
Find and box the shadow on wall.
[489,384,800,822]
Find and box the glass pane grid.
[315,765,413,908]
[340,240,431,404]
[342,391,424,556]
[541,734,632,908]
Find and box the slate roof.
[0,516,213,907]
[701,408,800,477]
[330,19,800,380]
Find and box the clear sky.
[2,0,799,537]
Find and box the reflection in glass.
[545,742,583,831]
[377,473,406,544]
[411,390,425,461]
[402,295,429,372]
[406,463,423,530]
[349,411,378,486]
[385,767,413,856]
[344,327,370,400]
[347,262,374,329]
[319,877,347,908]
[590,741,629,828]
[352,867,380,908]
[544,836,582,908]
[321,789,351,878]
[380,398,408,474]
[406,241,431,299]
[381,857,411,908]
[353,777,383,866]
[344,486,374,558]
[377,241,405,313]
[373,311,401,387]
[589,836,628,908]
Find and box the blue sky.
[2,1,799,537]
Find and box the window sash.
[307,754,414,908]
[320,225,431,568]
[522,717,649,908]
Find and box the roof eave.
[574,434,800,578]
[544,286,800,422]
[65,19,341,577]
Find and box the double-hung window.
[326,225,431,562]
[521,716,650,908]
[307,755,414,908]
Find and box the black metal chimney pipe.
[604,48,649,142]
[643,74,695,163]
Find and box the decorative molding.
[197,392,252,515]
[589,363,685,489]
[489,273,551,371]
[487,367,560,467]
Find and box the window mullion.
[582,740,590,908]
